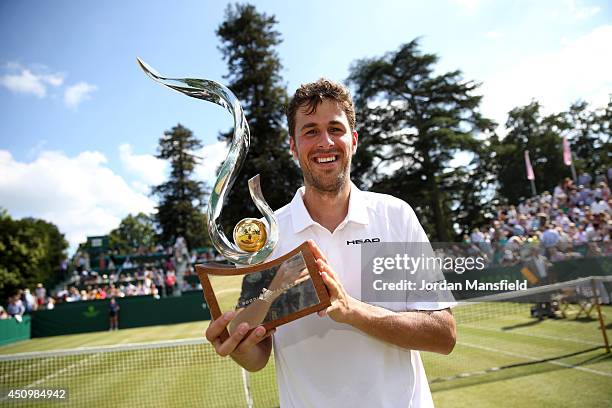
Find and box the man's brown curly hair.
[286,78,356,139]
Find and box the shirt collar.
[290,183,370,234]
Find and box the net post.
[591,278,610,353]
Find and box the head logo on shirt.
[347,238,381,245]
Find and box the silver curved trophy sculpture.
[137,58,278,266]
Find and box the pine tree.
[348,39,495,241]
[152,124,209,248]
[215,3,301,234]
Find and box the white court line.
[0,354,101,403]
[461,324,602,346]
[459,341,612,378]
[0,357,52,382]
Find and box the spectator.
[591,197,610,215]
[540,224,560,249]
[23,289,36,312]
[165,271,177,296]
[109,298,120,331]
[7,295,25,318]
[122,257,133,269]
[35,283,46,308]
[578,172,592,187]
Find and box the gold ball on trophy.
[233,218,268,253]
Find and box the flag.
[524,150,535,181]
[520,266,539,285]
[562,137,572,166]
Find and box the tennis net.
[1,277,610,407]
[423,276,612,387]
[0,338,278,408]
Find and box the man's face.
[290,99,358,193]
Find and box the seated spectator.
[591,197,610,215]
[66,287,81,302]
[7,295,25,318]
[150,284,160,299]
[165,271,177,296]
[23,288,37,312]
[540,224,560,249]
[578,172,592,188]
[46,297,55,310]
[122,257,133,269]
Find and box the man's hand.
[306,240,456,354]
[307,240,356,324]
[205,311,274,371]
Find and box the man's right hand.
[205,311,275,360]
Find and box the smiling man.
[206,78,456,407]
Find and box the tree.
[348,39,496,241]
[109,212,157,253]
[565,97,611,178]
[216,3,302,234]
[152,124,210,248]
[493,101,571,203]
[0,209,68,301]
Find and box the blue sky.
[1,0,610,251]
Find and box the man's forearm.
[346,301,456,354]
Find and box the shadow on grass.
[430,346,610,393]
[501,319,543,331]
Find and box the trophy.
[137,59,330,341]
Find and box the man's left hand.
[307,240,355,324]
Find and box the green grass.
[0,321,210,354]
[1,307,611,407]
[426,305,612,408]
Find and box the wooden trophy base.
[195,241,330,342]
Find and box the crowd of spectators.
[460,176,611,267]
[1,284,50,321]
[4,176,611,316]
[55,239,223,305]
[2,237,225,315]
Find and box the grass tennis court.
[1,306,611,407]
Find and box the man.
[206,79,456,407]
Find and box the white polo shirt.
[269,184,452,408]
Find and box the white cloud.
[0,64,64,98]
[1,69,46,97]
[0,62,99,109]
[26,139,48,159]
[64,81,97,108]
[481,24,612,130]
[485,31,501,39]
[0,62,103,111]
[452,0,481,12]
[0,149,155,252]
[119,143,167,188]
[566,0,600,20]
[117,140,227,210]
[43,73,64,87]
[194,141,229,188]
